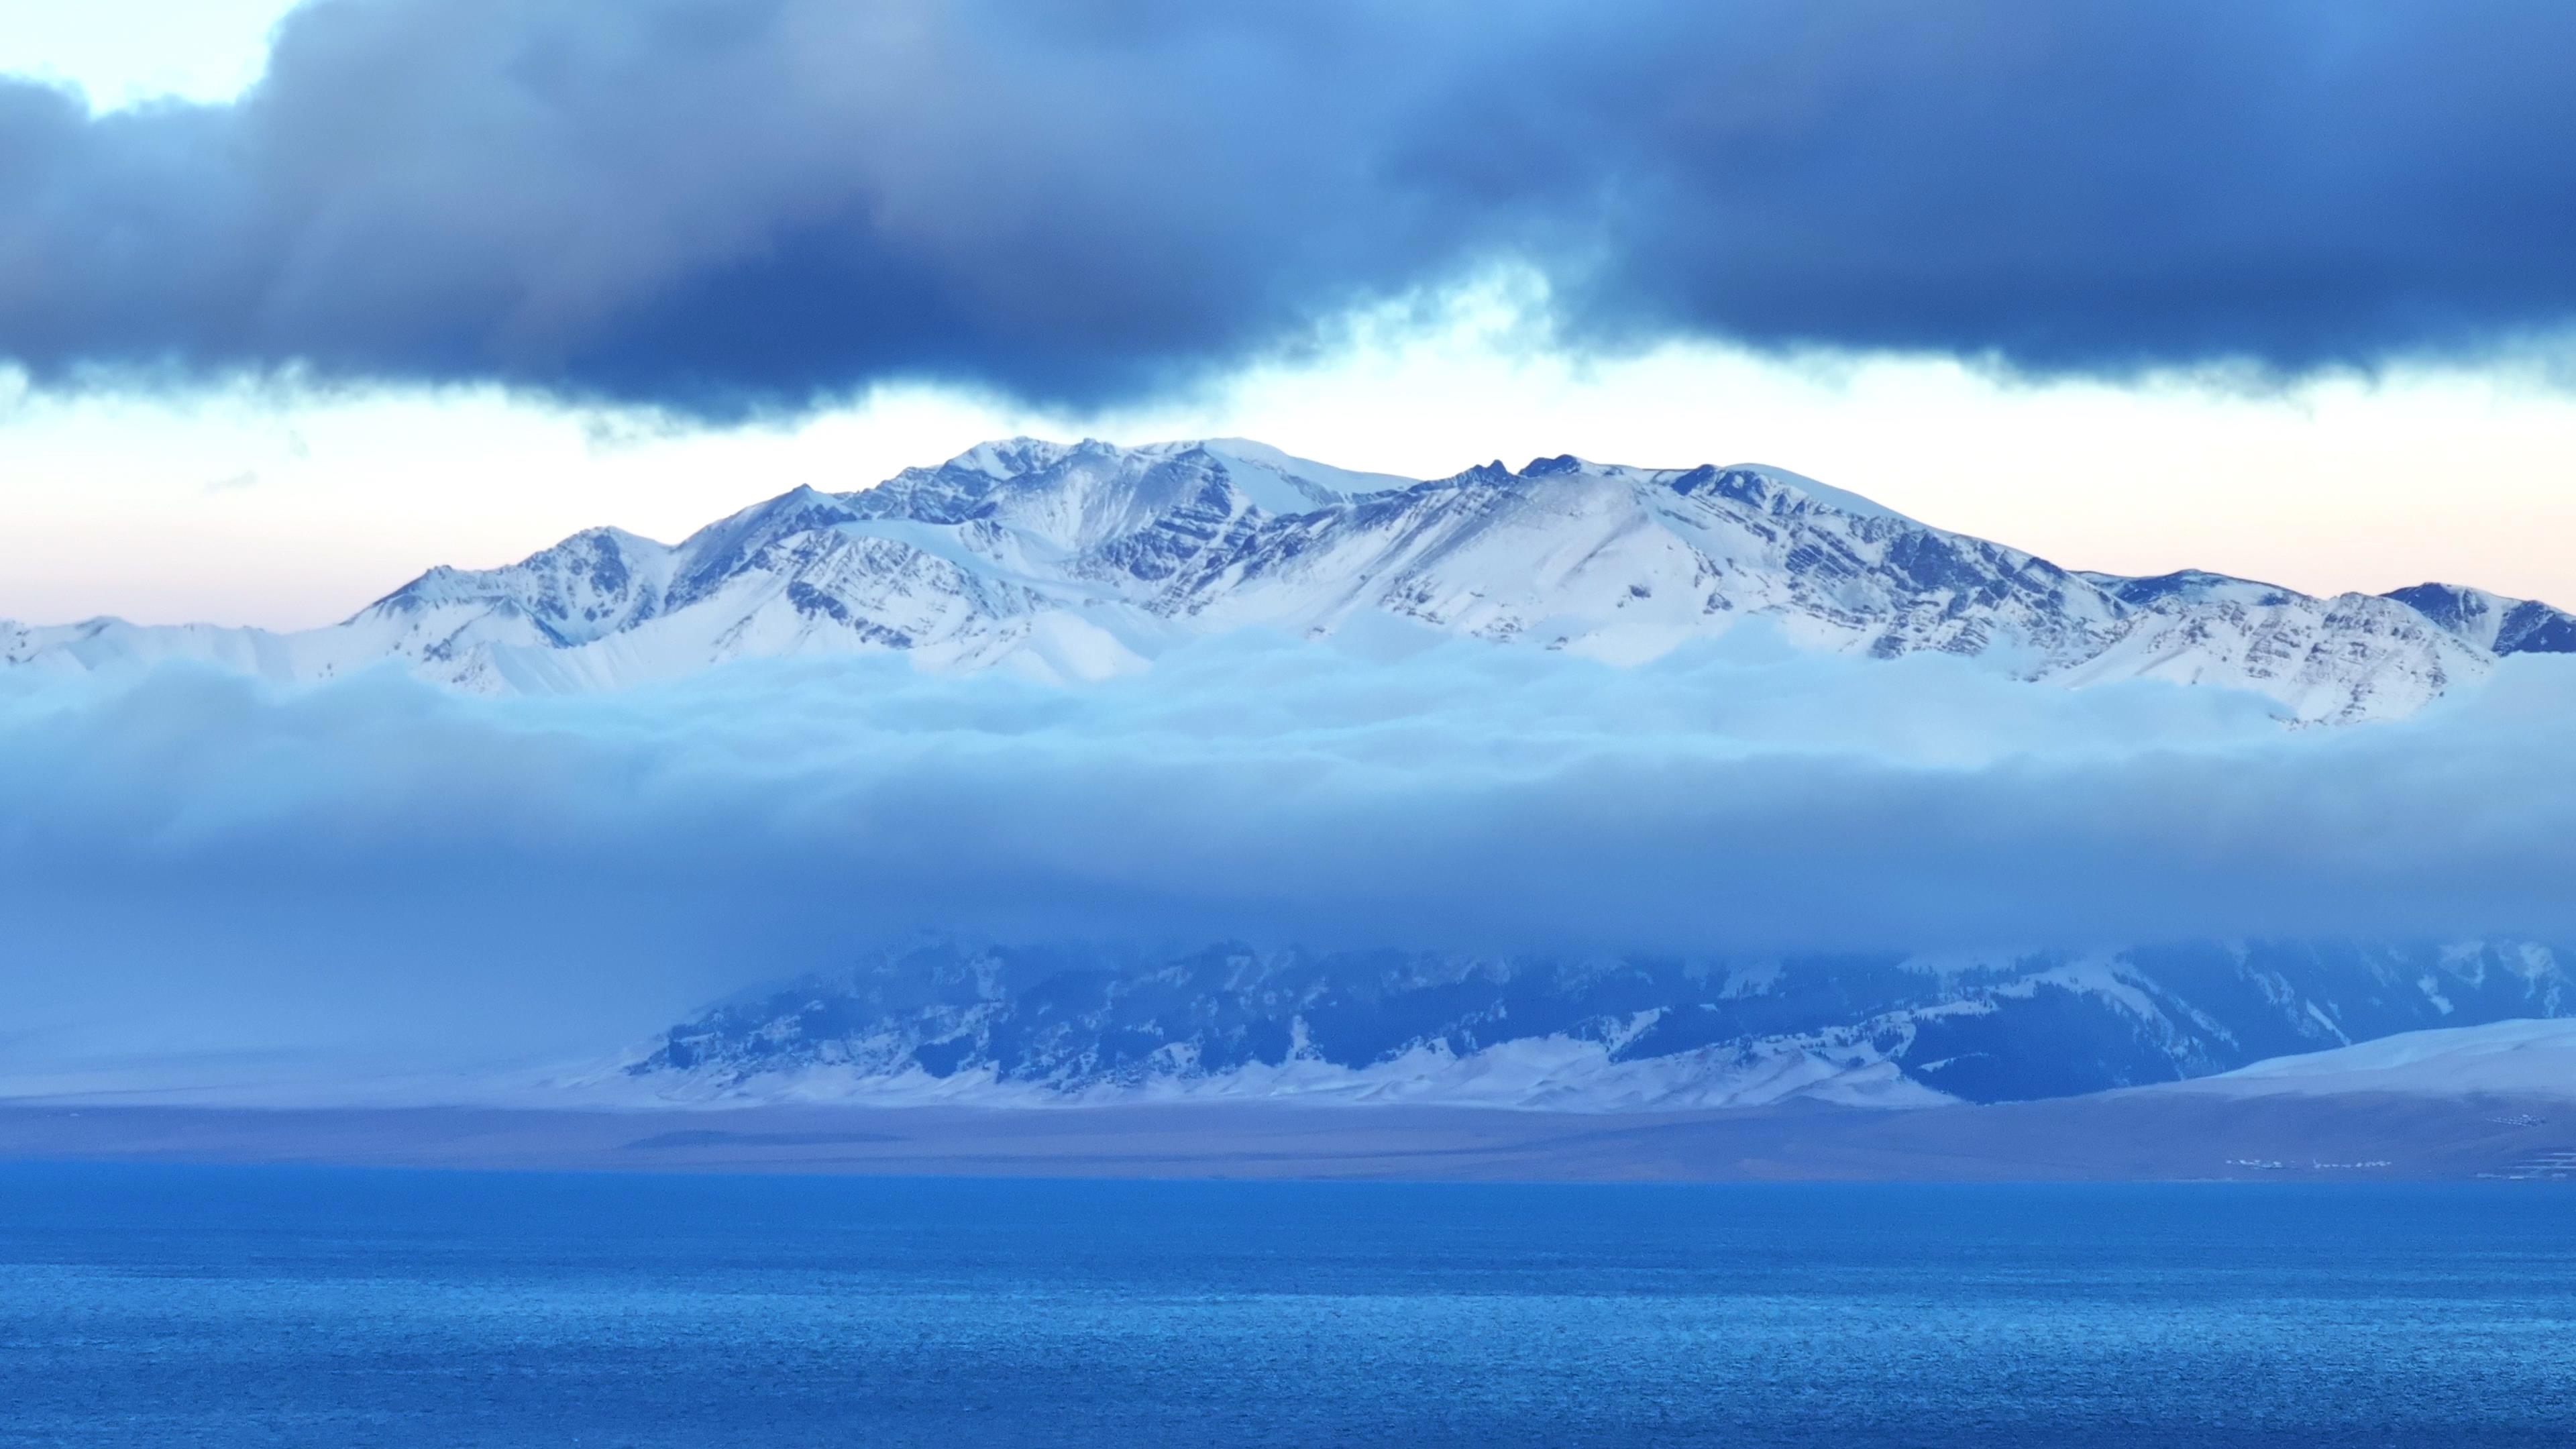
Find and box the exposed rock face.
[623,938,2574,1111]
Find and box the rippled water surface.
[3,1165,2572,1447]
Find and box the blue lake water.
[1,1165,2571,1447]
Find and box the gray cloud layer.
[3,637,2571,1068]
[7,1,2576,412]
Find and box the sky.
[3,0,2575,629]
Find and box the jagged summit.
[942,436,1080,479]
[2078,569,2302,608]
[2383,582,2576,657]
[5,437,2568,719]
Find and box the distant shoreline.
[3,1089,2569,1183]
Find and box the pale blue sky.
[0,0,295,108]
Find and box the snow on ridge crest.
[6,437,2569,718]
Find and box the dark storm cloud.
[5,0,2575,412]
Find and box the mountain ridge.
[7,437,2571,721]
[611,936,2576,1113]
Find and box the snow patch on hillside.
[2174,1017,2576,1100]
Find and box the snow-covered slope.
[611,938,2575,1111]
[2174,1016,2576,1100]
[5,437,2557,720]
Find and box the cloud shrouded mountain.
[4,439,2576,1108]
[7,437,2569,722]
[7,1,2576,411]
[6,632,2576,1108]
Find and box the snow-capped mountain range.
[7,437,2571,720]
[616,937,2574,1112]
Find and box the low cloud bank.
[3,635,2571,1071]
